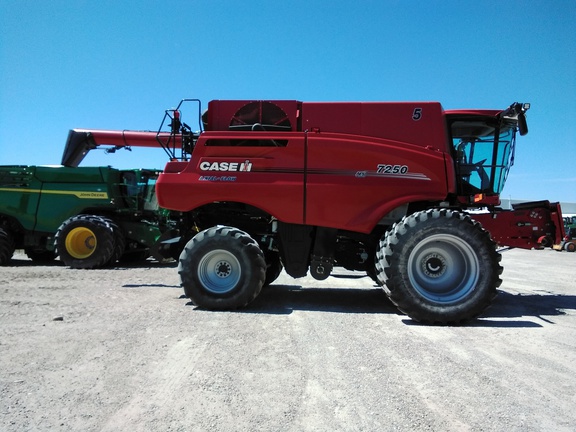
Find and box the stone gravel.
[1,248,575,431]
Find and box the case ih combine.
[56,99,563,323]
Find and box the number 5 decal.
[412,108,422,121]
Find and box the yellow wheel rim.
[65,227,97,259]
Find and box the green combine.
[0,165,185,268]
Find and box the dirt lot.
[1,248,575,432]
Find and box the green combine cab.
[0,165,185,268]
[564,216,576,231]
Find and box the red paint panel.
[305,133,448,232]
[156,133,306,224]
[301,102,449,152]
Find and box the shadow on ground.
[8,257,178,269]
[186,281,576,328]
[123,283,181,288]
[249,284,397,315]
[477,290,576,325]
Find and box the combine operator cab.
[448,102,529,203]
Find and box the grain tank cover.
[203,100,448,152]
[301,102,448,151]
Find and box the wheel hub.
[197,249,241,294]
[216,261,232,278]
[407,234,480,304]
[66,227,96,259]
[421,253,446,278]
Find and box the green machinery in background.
[0,165,187,268]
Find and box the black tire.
[263,250,283,286]
[55,215,116,269]
[539,235,553,248]
[375,209,502,324]
[178,226,266,310]
[565,242,576,253]
[24,248,57,263]
[100,217,126,266]
[0,227,15,265]
[366,261,381,285]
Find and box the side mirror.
[518,112,528,136]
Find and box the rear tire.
[565,242,576,253]
[178,226,266,310]
[100,217,125,266]
[0,227,15,265]
[55,215,116,269]
[375,209,501,324]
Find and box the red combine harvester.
[62,99,564,324]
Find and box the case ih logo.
[199,160,253,172]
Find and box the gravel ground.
[1,248,575,432]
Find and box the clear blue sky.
[1,0,575,203]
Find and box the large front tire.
[55,215,116,269]
[179,226,266,310]
[375,209,502,324]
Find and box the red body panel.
[304,133,448,231]
[156,101,457,233]
[157,132,307,225]
[207,100,450,150]
[301,102,449,152]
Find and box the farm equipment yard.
[1,98,574,431]
[1,247,575,431]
